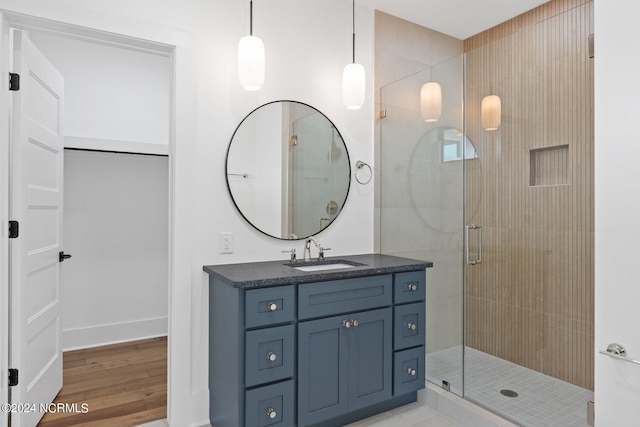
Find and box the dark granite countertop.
[203,253,433,289]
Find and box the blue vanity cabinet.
[206,254,431,427]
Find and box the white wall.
[28,31,171,154]
[62,150,169,350]
[0,1,374,426]
[594,0,640,424]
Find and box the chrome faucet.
[303,237,319,261]
[303,237,331,261]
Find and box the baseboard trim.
[63,316,168,351]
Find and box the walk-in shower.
[379,3,594,426]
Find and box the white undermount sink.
[286,259,366,272]
[293,263,356,272]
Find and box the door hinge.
[9,73,20,91]
[8,221,19,239]
[8,369,18,387]
[380,110,387,119]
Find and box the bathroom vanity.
[204,254,432,427]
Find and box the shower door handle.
[599,343,640,366]
[465,225,482,266]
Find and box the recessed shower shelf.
[530,145,569,186]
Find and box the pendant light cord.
[250,0,253,36]
[352,0,356,63]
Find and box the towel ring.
[355,161,372,185]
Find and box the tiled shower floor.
[427,346,594,427]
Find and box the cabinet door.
[298,314,349,427]
[348,307,393,410]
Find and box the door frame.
[0,10,196,426]
[0,11,9,427]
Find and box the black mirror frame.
[225,100,352,240]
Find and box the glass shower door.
[463,4,594,425]
[379,55,465,395]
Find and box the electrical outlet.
[220,232,234,254]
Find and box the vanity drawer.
[245,285,295,328]
[298,275,392,319]
[393,346,425,395]
[245,380,295,427]
[394,271,426,304]
[393,302,425,350]
[245,325,295,387]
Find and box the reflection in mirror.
[226,101,351,240]
[410,126,481,232]
[441,128,477,162]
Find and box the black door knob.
[59,251,72,262]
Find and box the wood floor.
[37,337,167,427]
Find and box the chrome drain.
[500,389,519,398]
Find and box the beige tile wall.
[464,0,594,390]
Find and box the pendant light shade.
[343,63,365,110]
[238,35,265,91]
[343,0,364,110]
[481,95,501,131]
[420,82,442,122]
[238,1,264,91]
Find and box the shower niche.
[529,145,570,187]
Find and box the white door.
[9,29,64,427]
[594,1,640,425]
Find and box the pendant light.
[481,95,501,131]
[343,0,365,109]
[420,82,442,122]
[238,0,265,91]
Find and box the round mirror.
[226,101,351,240]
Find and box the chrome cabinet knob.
[352,319,359,327]
[267,408,277,419]
[407,368,417,376]
[408,283,418,291]
[342,320,351,328]
[407,323,416,330]
[267,352,277,362]
[268,302,278,311]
